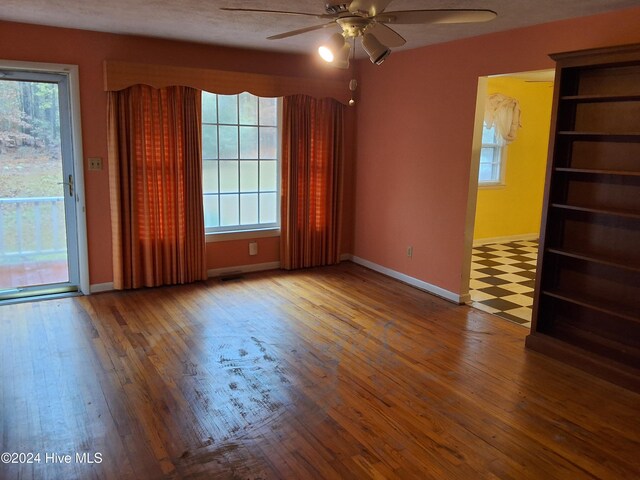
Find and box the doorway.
[462,69,555,328]
[0,63,88,301]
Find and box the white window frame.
[478,123,506,187]
[201,93,282,237]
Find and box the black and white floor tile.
[469,240,538,328]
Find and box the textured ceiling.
[1,0,639,57]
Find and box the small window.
[201,92,281,234]
[478,123,505,185]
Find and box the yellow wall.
[473,76,553,241]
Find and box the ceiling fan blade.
[267,22,338,40]
[349,0,392,17]
[376,9,497,25]
[367,23,406,47]
[220,7,331,20]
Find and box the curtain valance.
[484,93,521,145]
[104,61,351,105]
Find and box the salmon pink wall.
[353,7,640,296]
[206,237,280,271]
[0,20,354,285]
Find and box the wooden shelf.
[550,203,640,220]
[526,333,640,392]
[546,247,640,273]
[530,44,640,391]
[542,290,640,324]
[557,131,640,140]
[555,167,640,177]
[526,332,640,392]
[560,93,640,102]
[551,323,640,367]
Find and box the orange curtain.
[108,85,206,289]
[281,95,344,270]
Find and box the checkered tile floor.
[469,240,538,328]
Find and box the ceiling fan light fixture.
[224,5,498,69]
[318,45,335,62]
[362,33,390,65]
[333,41,351,69]
[318,32,346,63]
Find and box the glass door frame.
[0,59,89,299]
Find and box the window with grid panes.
[478,123,505,185]
[201,92,280,233]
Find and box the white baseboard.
[349,256,464,304]
[90,282,114,293]
[207,261,280,278]
[340,253,353,262]
[473,233,538,247]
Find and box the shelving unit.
[526,43,640,392]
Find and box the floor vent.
[220,272,245,282]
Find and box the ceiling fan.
[221,1,497,68]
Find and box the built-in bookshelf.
[526,43,640,392]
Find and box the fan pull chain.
[349,37,357,106]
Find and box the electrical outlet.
[88,157,103,171]
[407,246,413,258]
[249,241,258,256]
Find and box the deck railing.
[0,196,66,258]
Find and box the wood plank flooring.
[1,262,639,479]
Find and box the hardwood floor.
[1,262,638,479]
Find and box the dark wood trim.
[528,42,640,392]
[525,333,640,392]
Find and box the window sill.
[205,228,280,243]
[478,182,506,190]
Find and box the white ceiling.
[1,0,639,57]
